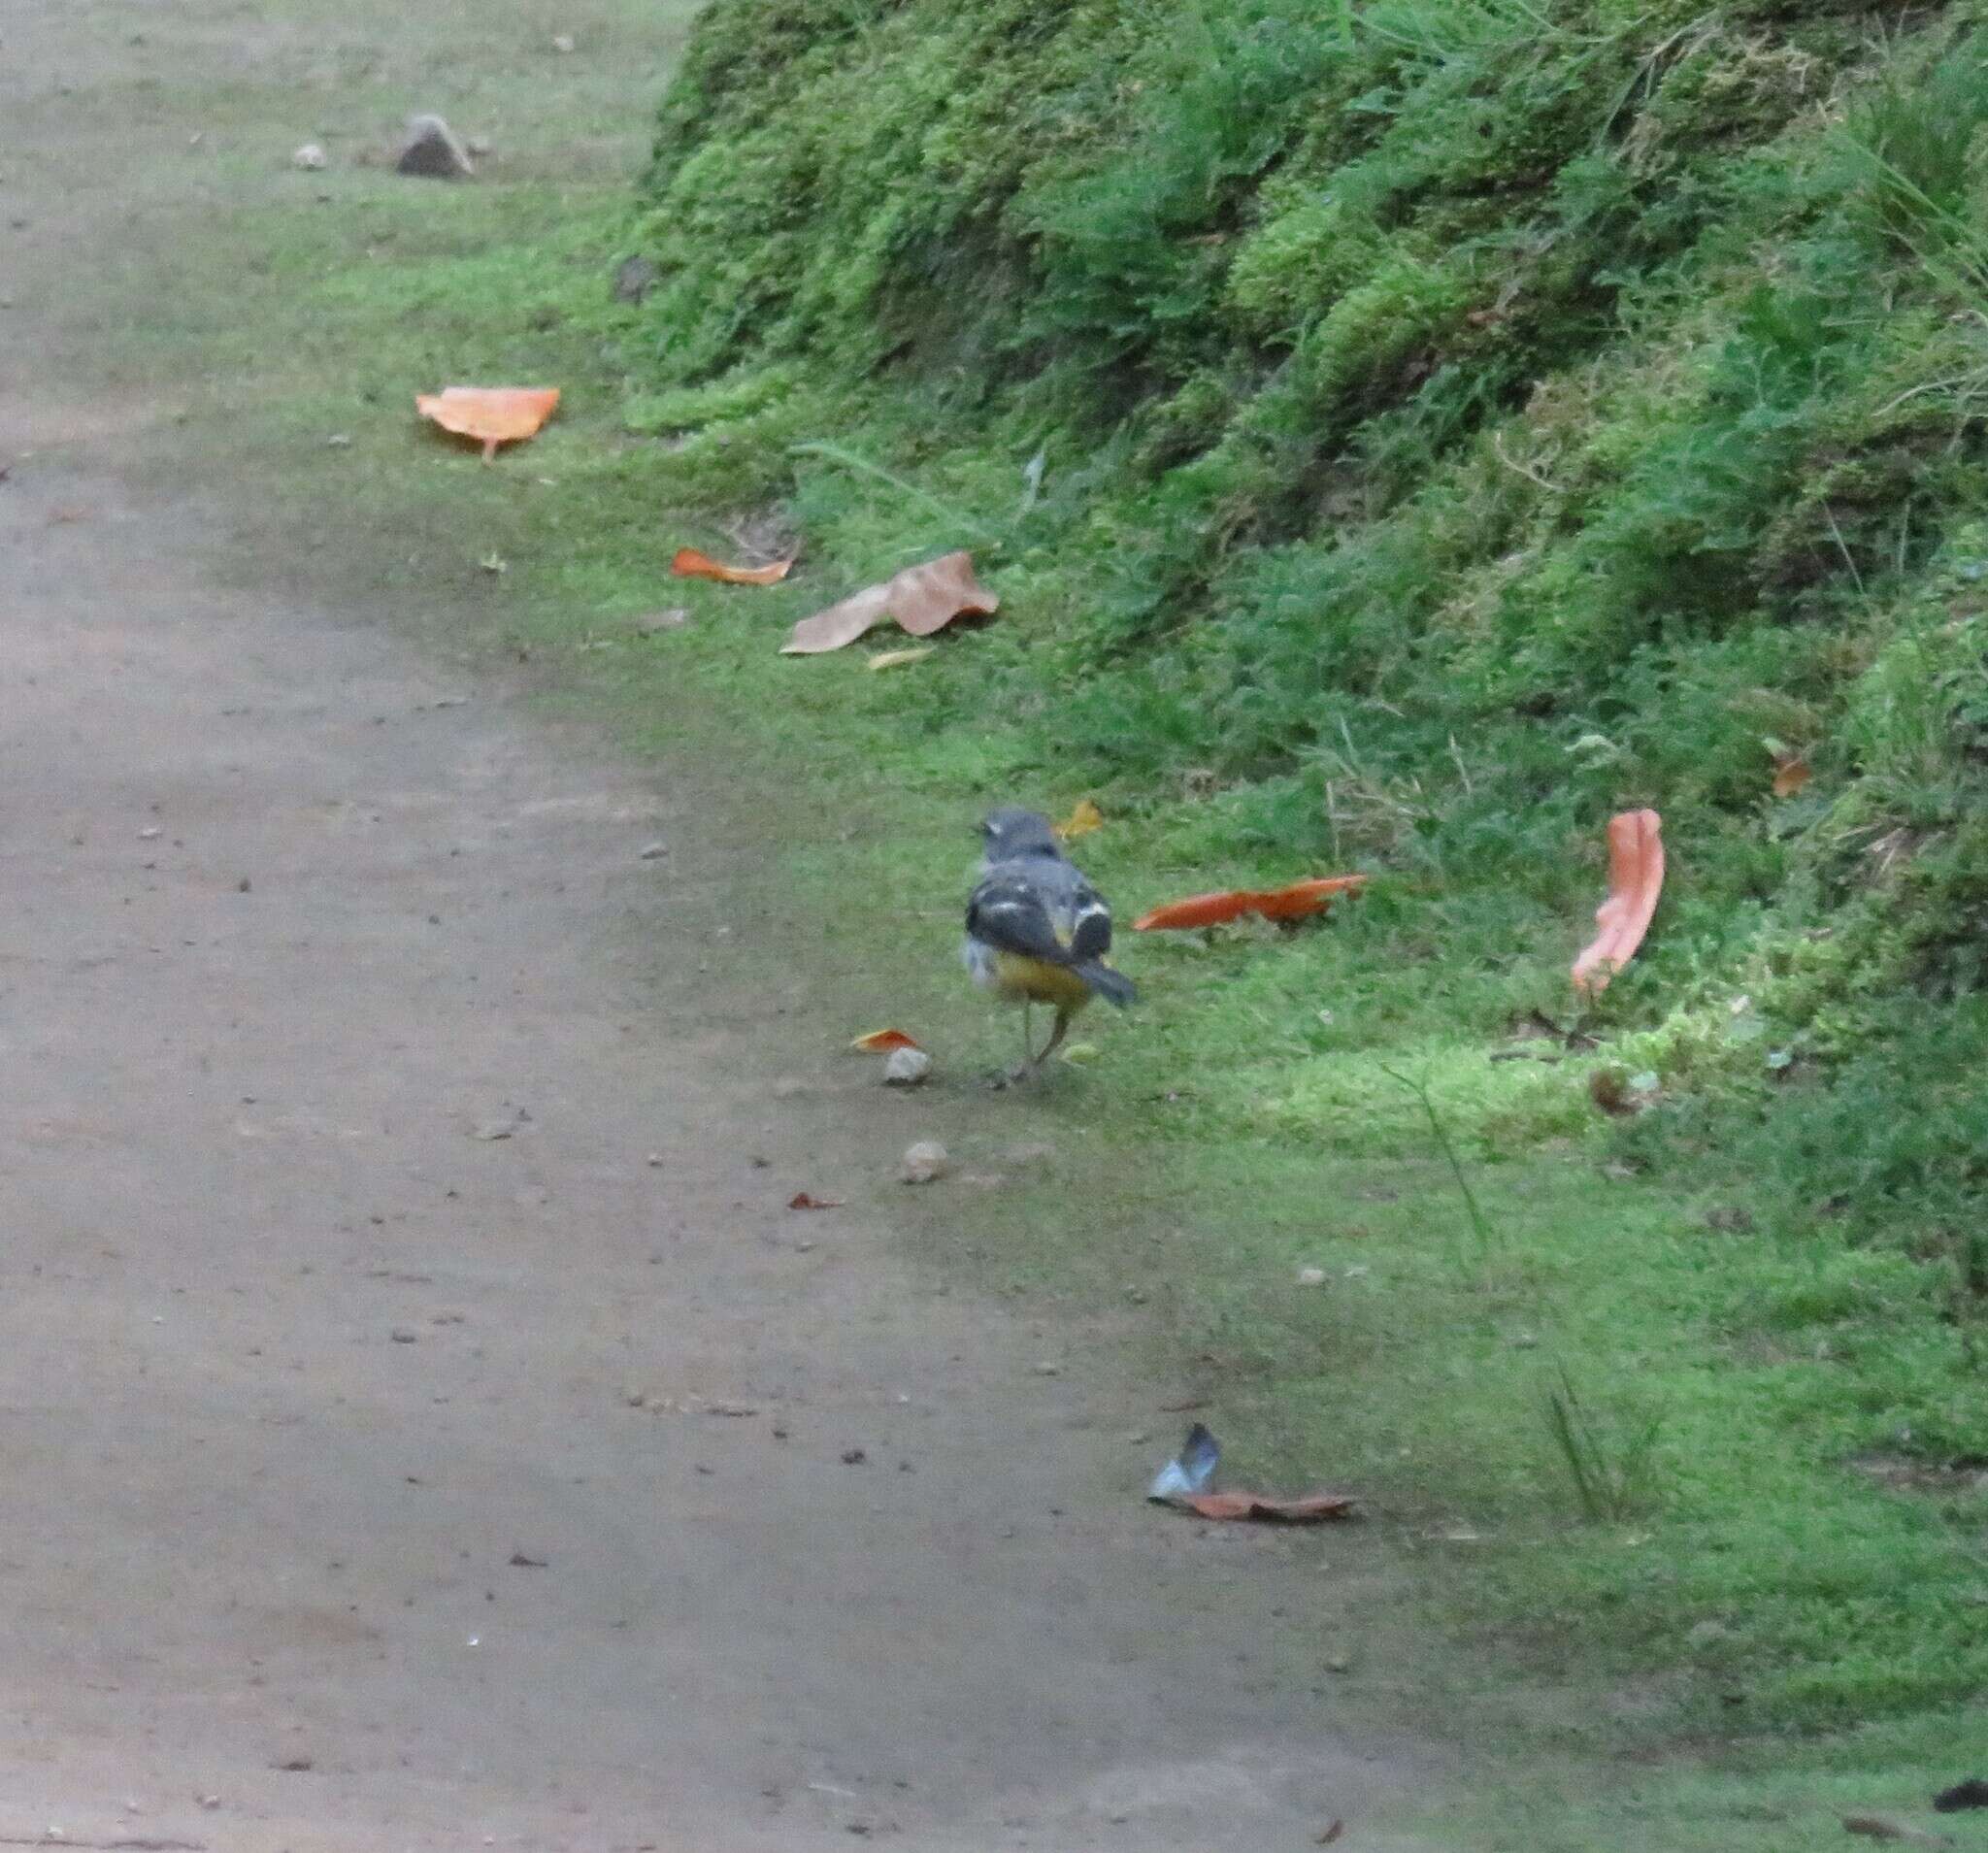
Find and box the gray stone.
[397,115,474,181]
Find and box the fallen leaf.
[1772,752,1812,798]
[781,550,997,654]
[1318,1824,1345,1846]
[507,1551,547,1568]
[1572,809,1664,996]
[851,1028,922,1053]
[1841,1815,1951,1845]
[1134,876,1368,932]
[671,546,793,586]
[415,386,560,462]
[788,1192,844,1210]
[1166,1490,1360,1523]
[1056,798,1105,841]
[866,645,935,672]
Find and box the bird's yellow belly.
[989,951,1093,1011]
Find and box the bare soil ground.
[0,5,1444,1848]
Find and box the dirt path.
[1,6,1442,1849]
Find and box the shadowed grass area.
[20,1,1988,1845]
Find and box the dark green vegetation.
[618,0,1988,1802]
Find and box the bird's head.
[980,807,1062,863]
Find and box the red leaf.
[1572,809,1664,996]
[671,546,793,586]
[787,1192,845,1210]
[1134,876,1368,932]
[1169,1490,1359,1523]
[850,1028,922,1053]
[414,386,560,462]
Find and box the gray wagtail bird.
[964,807,1136,1077]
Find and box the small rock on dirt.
[900,1141,948,1184]
[1296,1266,1328,1287]
[397,114,475,181]
[291,143,327,171]
[883,1047,932,1087]
[638,841,669,860]
[614,256,658,304]
[390,1328,418,1344]
[551,33,576,51]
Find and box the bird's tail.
[1075,960,1136,1008]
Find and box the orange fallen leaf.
[1168,1490,1360,1524]
[1772,753,1812,798]
[850,1028,922,1053]
[1572,808,1664,996]
[414,386,560,462]
[787,1192,844,1210]
[781,550,997,655]
[1133,876,1368,932]
[1056,798,1105,841]
[671,546,793,586]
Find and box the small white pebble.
[882,1046,932,1087]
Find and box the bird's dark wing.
[1063,869,1113,961]
[967,870,1071,964]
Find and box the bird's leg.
[999,1002,1036,1087]
[1031,1006,1073,1071]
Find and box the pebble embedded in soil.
[396,114,475,180]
